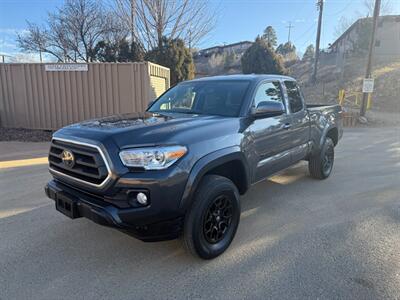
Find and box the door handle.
[283,123,291,130]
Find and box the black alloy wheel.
[183,175,241,259]
[203,195,233,244]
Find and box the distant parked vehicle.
[45,74,343,259]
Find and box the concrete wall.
[330,16,400,65]
[375,17,400,59]
[0,62,170,130]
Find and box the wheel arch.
[179,147,250,210]
[319,125,339,149]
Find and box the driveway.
[0,127,399,299]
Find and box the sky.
[0,0,399,61]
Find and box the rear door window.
[284,81,304,113]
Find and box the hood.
[55,112,241,148]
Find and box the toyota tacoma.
[45,74,343,259]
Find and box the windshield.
[148,80,250,117]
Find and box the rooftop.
[198,41,253,53]
[329,15,400,48]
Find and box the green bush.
[91,39,144,62]
[241,37,286,75]
[146,37,195,85]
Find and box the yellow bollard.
[355,94,359,106]
[338,89,345,106]
[367,93,372,110]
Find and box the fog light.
[136,192,148,205]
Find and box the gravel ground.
[0,128,53,142]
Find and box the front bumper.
[45,180,183,241]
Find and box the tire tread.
[309,137,334,180]
[183,174,239,259]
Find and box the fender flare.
[319,125,338,149]
[179,146,250,210]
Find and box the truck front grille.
[48,139,110,187]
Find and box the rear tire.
[309,137,335,179]
[183,175,240,259]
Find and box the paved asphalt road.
[0,127,399,300]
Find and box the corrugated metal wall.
[0,62,170,130]
[148,62,170,100]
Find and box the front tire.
[309,137,335,179]
[183,175,240,259]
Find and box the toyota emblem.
[61,149,75,168]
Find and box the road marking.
[0,157,48,169]
[0,203,50,219]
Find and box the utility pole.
[130,0,136,42]
[311,0,324,83]
[360,0,381,117]
[286,22,294,43]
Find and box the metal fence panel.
[0,62,170,130]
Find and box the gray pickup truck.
[45,74,343,259]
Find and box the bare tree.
[17,22,55,62]
[334,0,393,38]
[18,0,125,62]
[114,0,216,51]
[333,16,356,39]
[363,0,392,16]
[113,0,138,42]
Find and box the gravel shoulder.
[0,128,53,142]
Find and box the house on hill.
[329,15,400,64]
[193,41,253,77]
[194,41,253,58]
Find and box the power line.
[299,26,317,49]
[292,21,316,44]
[325,0,353,16]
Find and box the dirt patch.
[0,128,53,142]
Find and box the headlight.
[119,146,187,170]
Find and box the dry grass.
[290,56,400,114]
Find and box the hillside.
[290,57,400,115]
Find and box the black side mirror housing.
[252,101,285,118]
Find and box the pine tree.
[92,39,144,62]
[302,44,315,61]
[262,26,277,49]
[146,37,195,85]
[276,42,296,55]
[241,37,286,75]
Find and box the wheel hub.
[203,195,233,244]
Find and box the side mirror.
[252,101,285,117]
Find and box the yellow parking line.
[0,157,48,169]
